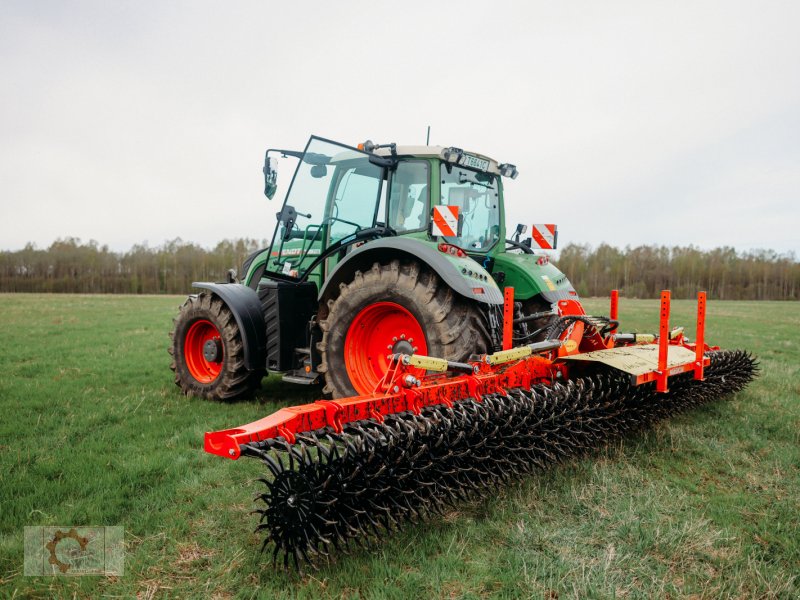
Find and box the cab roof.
[373,145,502,176]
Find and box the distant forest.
[0,237,797,300]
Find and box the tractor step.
[282,371,320,385]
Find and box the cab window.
[388,161,428,232]
[329,166,382,240]
[440,165,500,251]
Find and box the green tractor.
[170,135,576,400]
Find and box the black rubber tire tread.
[317,259,491,398]
[169,292,264,401]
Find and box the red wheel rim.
[345,302,428,394]
[184,319,223,383]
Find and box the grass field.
[0,294,798,599]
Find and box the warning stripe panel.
[432,205,459,237]
[531,223,557,249]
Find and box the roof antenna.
[426,125,430,145]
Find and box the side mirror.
[263,155,278,199]
[310,164,328,178]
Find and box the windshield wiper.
[458,173,492,189]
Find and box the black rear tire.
[317,259,491,398]
[169,292,264,400]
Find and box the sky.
[1,0,798,254]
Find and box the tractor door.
[322,156,385,275]
[387,160,430,233]
[267,137,386,289]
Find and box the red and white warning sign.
[432,205,459,237]
[531,224,558,249]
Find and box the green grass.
[0,294,798,599]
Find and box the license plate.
[459,154,490,171]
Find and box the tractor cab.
[262,136,514,291]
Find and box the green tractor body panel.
[491,252,574,301]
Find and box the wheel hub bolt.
[203,338,222,362]
[391,339,414,356]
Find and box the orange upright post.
[657,290,671,393]
[694,291,706,380]
[610,289,619,334]
[502,287,514,350]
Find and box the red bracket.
[467,375,483,402]
[502,287,514,350]
[276,425,296,445]
[368,404,385,423]
[694,291,706,380]
[403,388,422,415]
[656,290,670,393]
[374,355,403,394]
[610,289,619,334]
[319,401,344,434]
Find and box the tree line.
[0,238,267,294]
[557,243,798,301]
[0,238,797,300]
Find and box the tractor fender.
[318,238,504,317]
[491,252,577,304]
[191,282,267,371]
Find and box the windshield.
[269,137,384,278]
[440,165,500,251]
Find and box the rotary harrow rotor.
[204,291,757,570]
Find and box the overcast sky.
[1,1,798,254]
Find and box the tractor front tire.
[169,292,264,401]
[318,259,491,398]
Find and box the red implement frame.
[205,290,714,460]
[205,354,564,460]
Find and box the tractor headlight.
[442,147,464,163]
[499,163,518,179]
